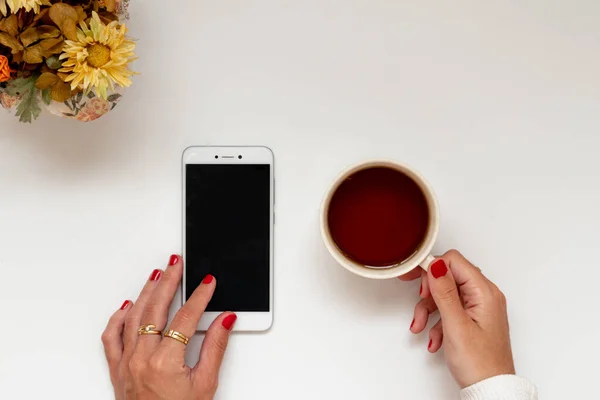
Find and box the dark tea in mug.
[327,167,430,267]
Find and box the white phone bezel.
[182,146,274,332]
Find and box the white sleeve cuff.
[460,375,538,400]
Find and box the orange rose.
[0,55,13,83]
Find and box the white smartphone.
[182,146,274,332]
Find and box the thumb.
[427,259,468,324]
[193,312,236,389]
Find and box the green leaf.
[5,77,33,97]
[76,91,83,103]
[107,93,121,102]
[86,92,95,99]
[62,112,76,117]
[63,100,72,110]
[111,102,118,110]
[16,88,41,123]
[6,78,41,123]
[42,89,52,105]
[46,56,62,70]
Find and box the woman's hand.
[101,255,236,400]
[406,250,516,388]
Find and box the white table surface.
[1,1,599,399]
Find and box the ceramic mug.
[320,160,440,279]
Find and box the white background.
[1,1,599,399]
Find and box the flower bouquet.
[0,0,136,122]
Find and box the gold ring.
[138,324,162,336]
[164,329,189,345]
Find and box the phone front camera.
[238,155,243,159]
[215,155,219,159]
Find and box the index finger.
[398,268,430,298]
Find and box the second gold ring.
[164,329,189,345]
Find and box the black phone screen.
[185,164,271,312]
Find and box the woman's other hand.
[408,250,516,388]
[101,255,236,400]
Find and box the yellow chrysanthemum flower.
[58,11,136,100]
[1,0,48,16]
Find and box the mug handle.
[420,254,436,271]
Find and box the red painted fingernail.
[222,314,237,331]
[410,319,415,330]
[169,254,179,266]
[202,274,214,284]
[419,284,423,296]
[149,269,162,281]
[431,259,448,279]
[120,300,131,310]
[428,339,433,350]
